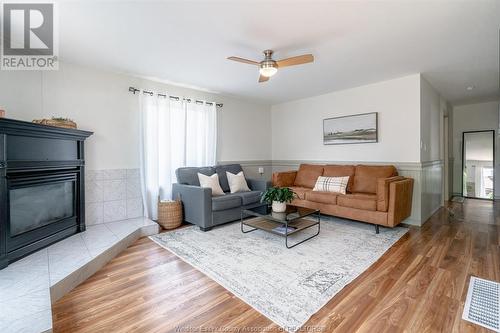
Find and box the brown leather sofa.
[272,164,414,232]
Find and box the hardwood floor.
[52,199,500,333]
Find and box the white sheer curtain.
[139,92,217,220]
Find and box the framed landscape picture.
[323,112,378,145]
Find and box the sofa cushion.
[323,165,355,192]
[212,194,242,211]
[305,191,338,205]
[312,176,349,195]
[272,170,297,187]
[198,173,225,196]
[352,165,398,194]
[289,186,312,200]
[215,164,243,192]
[235,190,262,205]
[294,164,324,188]
[337,193,377,211]
[176,166,216,186]
[227,171,251,193]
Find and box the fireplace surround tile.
[1,308,52,333]
[86,202,104,225]
[81,224,119,250]
[126,177,141,199]
[103,200,127,222]
[0,218,158,333]
[86,168,143,224]
[0,249,49,302]
[102,169,127,180]
[103,179,126,201]
[0,217,159,333]
[105,219,142,238]
[127,198,143,219]
[126,168,140,179]
[85,180,104,203]
[0,288,52,333]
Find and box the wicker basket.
[32,119,77,129]
[157,199,183,230]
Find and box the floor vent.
[463,276,500,332]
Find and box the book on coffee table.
[272,225,297,235]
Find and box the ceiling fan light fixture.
[259,63,278,77]
[227,49,314,83]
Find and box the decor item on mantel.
[260,187,295,213]
[32,117,77,129]
[0,108,5,118]
[323,112,378,145]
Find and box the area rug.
[150,216,408,332]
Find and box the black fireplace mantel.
[0,118,93,269]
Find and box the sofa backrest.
[176,166,216,186]
[215,164,243,192]
[352,165,398,194]
[293,164,324,188]
[292,163,399,194]
[323,165,356,192]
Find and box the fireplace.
[0,118,93,269]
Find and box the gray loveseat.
[172,164,271,231]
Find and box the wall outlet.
[258,167,264,175]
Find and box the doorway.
[462,130,495,199]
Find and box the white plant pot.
[272,201,287,213]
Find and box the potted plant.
[261,187,295,213]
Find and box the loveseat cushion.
[289,186,312,200]
[337,193,377,211]
[294,164,324,188]
[176,166,216,186]
[352,165,398,194]
[235,190,262,205]
[215,164,243,192]
[212,194,242,211]
[323,165,355,192]
[305,191,338,205]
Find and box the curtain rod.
[128,87,223,108]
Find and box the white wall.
[419,77,444,221]
[451,100,500,197]
[420,77,442,162]
[270,74,449,226]
[0,62,271,171]
[271,74,421,162]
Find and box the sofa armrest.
[376,176,405,211]
[387,178,414,227]
[172,183,212,228]
[247,178,271,192]
[272,171,297,187]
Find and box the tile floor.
[0,217,159,333]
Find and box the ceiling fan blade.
[259,75,269,83]
[276,54,314,68]
[227,56,259,65]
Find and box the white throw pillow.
[226,171,251,193]
[312,176,349,195]
[198,173,225,196]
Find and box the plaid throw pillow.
[312,176,349,194]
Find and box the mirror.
[462,131,494,199]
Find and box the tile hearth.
[0,217,159,333]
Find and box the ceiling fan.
[227,50,314,83]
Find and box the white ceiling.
[58,1,500,105]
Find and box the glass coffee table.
[241,203,320,248]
